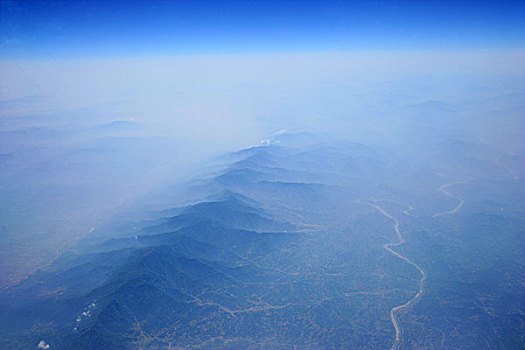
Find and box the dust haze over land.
[0,51,524,348]
[1,50,523,284]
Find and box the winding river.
[366,202,426,350]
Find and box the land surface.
[0,134,523,349]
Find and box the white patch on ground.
[37,340,50,349]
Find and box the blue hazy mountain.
[2,0,524,347]
[0,134,523,349]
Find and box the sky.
[1,0,525,59]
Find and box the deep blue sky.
[1,0,525,58]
